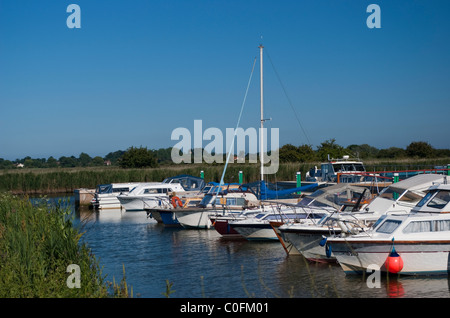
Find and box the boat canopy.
[296,183,371,210]
[95,183,138,194]
[162,174,206,191]
[242,180,318,200]
[389,174,448,194]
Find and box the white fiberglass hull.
[230,221,278,241]
[269,221,301,255]
[92,194,123,209]
[97,199,122,209]
[118,196,168,211]
[174,209,217,229]
[117,197,147,211]
[328,239,450,275]
[280,225,340,262]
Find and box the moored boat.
[91,183,141,209]
[259,183,370,243]
[117,182,187,211]
[327,182,450,275]
[148,183,241,226]
[173,186,261,229]
[279,174,449,262]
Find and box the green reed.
[1,157,448,195]
[0,164,309,194]
[0,192,131,297]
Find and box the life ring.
[171,196,183,209]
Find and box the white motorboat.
[117,182,187,211]
[229,207,328,241]
[279,174,449,262]
[148,182,241,226]
[173,186,261,229]
[305,155,367,184]
[327,182,450,275]
[91,183,141,209]
[234,183,370,241]
[117,174,205,212]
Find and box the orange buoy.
[385,240,403,274]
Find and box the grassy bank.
[0,158,449,194]
[0,193,131,297]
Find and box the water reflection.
[36,195,450,298]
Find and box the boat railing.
[337,167,450,184]
[273,203,336,226]
[142,196,172,209]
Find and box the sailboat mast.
[259,44,264,182]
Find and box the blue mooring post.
[296,172,301,194]
[200,170,204,179]
[239,171,243,184]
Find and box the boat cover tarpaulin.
[243,180,318,200]
[163,175,206,191]
[389,174,448,194]
[299,183,370,210]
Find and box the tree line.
[279,140,450,163]
[1,140,449,170]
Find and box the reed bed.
[0,193,131,297]
[0,164,310,194]
[0,158,449,195]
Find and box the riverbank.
[1,158,449,195]
[0,193,131,297]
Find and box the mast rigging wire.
[265,49,312,145]
[215,57,258,199]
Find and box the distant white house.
[15,163,24,168]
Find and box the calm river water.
[60,196,450,299]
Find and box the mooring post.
[393,173,399,200]
[296,171,301,194]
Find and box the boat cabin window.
[143,188,171,194]
[225,198,246,206]
[308,213,327,219]
[403,221,432,233]
[186,200,201,207]
[378,188,402,201]
[403,220,450,233]
[417,190,450,209]
[426,190,450,209]
[376,219,402,234]
[262,214,283,221]
[371,215,387,229]
[332,163,365,173]
[213,197,246,206]
[97,185,113,194]
[112,187,131,193]
[199,194,214,206]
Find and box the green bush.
[0,193,130,297]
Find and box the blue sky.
[1,0,449,161]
